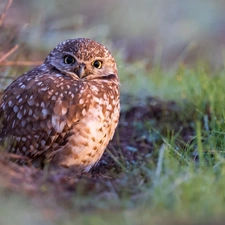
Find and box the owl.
[0,38,120,173]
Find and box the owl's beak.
[74,63,86,78]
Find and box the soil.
[0,96,195,212]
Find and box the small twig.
[155,144,166,178]
[0,152,29,160]
[106,148,127,171]
[0,60,43,66]
[0,44,19,63]
[162,137,190,165]
[0,76,16,80]
[0,152,32,167]
[0,0,13,27]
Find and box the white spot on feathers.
[13,105,19,113]
[18,98,23,103]
[61,107,67,115]
[28,109,33,115]
[106,104,112,111]
[81,108,86,116]
[22,137,26,141]
[51,115,66,133]
[8,100,12,106]
[79,98,84,105]
[41,102,45,107]
[17,111,23,120]
[41,140,46,147]
[42,109,48,117]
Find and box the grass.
[2,1,225,223]
[115,64,225,224]
[2,61,225,224]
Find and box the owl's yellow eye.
[64,55,75,64]
[92,60,102,69]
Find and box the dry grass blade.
[0,152,32,167]
[0,44,19,63]
[0,157,25,178]
[155,144,166,178]
[0,60,43,66]
[0,0,13,27]
[106,148,127,171]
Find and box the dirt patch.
[0,97,195,207]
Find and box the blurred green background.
[2,0,225,68]
[2,1,225,225]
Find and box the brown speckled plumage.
[0,38,120,172]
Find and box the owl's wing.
[0,69,86,159]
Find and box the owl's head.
[45,38,118,81]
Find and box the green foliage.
[2,0,225,224]
[95,64,225,224]
[2,59,225,224]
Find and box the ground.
[1,1,225,225]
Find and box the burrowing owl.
[0,38,120,172]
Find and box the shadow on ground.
[0,96,195,207]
